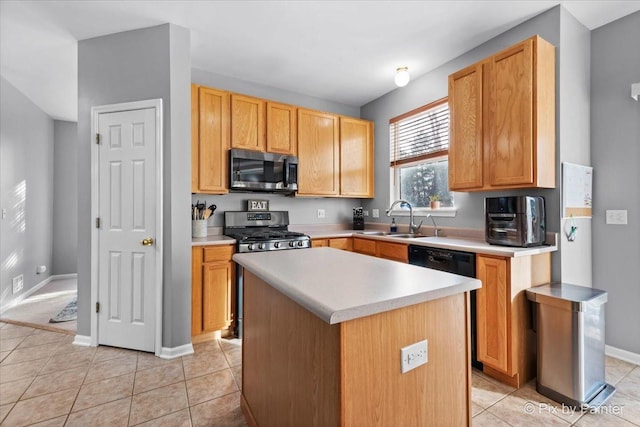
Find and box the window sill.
[386,207,457,218]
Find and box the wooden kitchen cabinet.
[192,85,230,194]
[339,117,374,198]
[475,253,551,388]
[311,237,353,251]
[231,93,265,151]
[352,237,408,263]
[266,101,297,155]
[297,108,340,196]
[448,35,555,191]
[192,245,235,340]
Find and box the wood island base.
[240,270,473,427]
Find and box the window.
[389,97,453,209]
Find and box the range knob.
[289,241,296,247]
[247,244,254,251]
[297,240,304,247]
[258,243,265,250]
[274,242,281,249]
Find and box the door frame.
[90,99,164,356]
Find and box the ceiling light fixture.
[394,66,410,87]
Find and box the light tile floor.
[1,320,639,426]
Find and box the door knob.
[141,237,154,246]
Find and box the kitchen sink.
[355,231,421,239]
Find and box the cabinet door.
[297,109,340,196]
[339,117,374,197]
[448,63,484,190]
[202,262,232,332]
[476,255,509,373]
[197,86,230,193]
[377,241,408,263]
[231,94,265,151]
[487,39,534,187]
[352,238,376,256]
[266,102,297,155]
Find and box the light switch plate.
[401,339,428,373]
[606,210,628,225]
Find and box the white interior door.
[96,106,159,352]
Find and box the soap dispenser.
[390,218,397,233]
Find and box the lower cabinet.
[192,245,235,339]
[352,237,408,263]
[475,253,550,388]
[311,237,353,251]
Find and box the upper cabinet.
[192,84,374,197]
[340,117,374,198]
[266,102,297,155]
[192,84,229,194]
[230,94,265,151]
[297,109,340,196]
[297,109,375,198]
[448,35,556,191]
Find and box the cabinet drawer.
[353,238,376,256]
[203,245,235,263]
[377,241,408,263]
[312,239,329,248]
[329,238,353,251]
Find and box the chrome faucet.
[427,214,441,237]
[386,199,423,234]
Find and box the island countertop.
[233,247,481,324]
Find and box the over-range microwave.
[229,149,298,194]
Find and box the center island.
[233,247,482,427]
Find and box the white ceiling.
[1,1,639,122]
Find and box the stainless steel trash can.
[526,283,616,408]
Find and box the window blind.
[389,97,449,167]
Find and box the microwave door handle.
[283,158,289,188]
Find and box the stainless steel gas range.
[224,211,311,337]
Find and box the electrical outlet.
[12,274,24,294]
[363,210,369,217]
[372,209,379,218]
[606,210,628,225]
[1,208,6,219]
[401,339,428,373]
[317,209,326,219]
[37,265,47,274]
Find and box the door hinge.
[95,133,101,144]
[96,302,100,313]
[96,217,100,228]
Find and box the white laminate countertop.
[233,247,481,325]
[357,235,557,258]
[191,235,236,246]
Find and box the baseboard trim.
[0,276,52,314]
[50,273,78,281]
[606,345,640,366]
[73,334,92,347]
[0,273,78,315]
[158,343,194,359]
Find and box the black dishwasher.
[408,245,482,369]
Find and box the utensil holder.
[192,220,207,238]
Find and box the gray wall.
[558,8,592,286]
[77,24,192,348]
[191,68,366,226]
[52,120,78,275]
[0,76,54,309]
[591,11,640,354]
[361,6,561,281]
